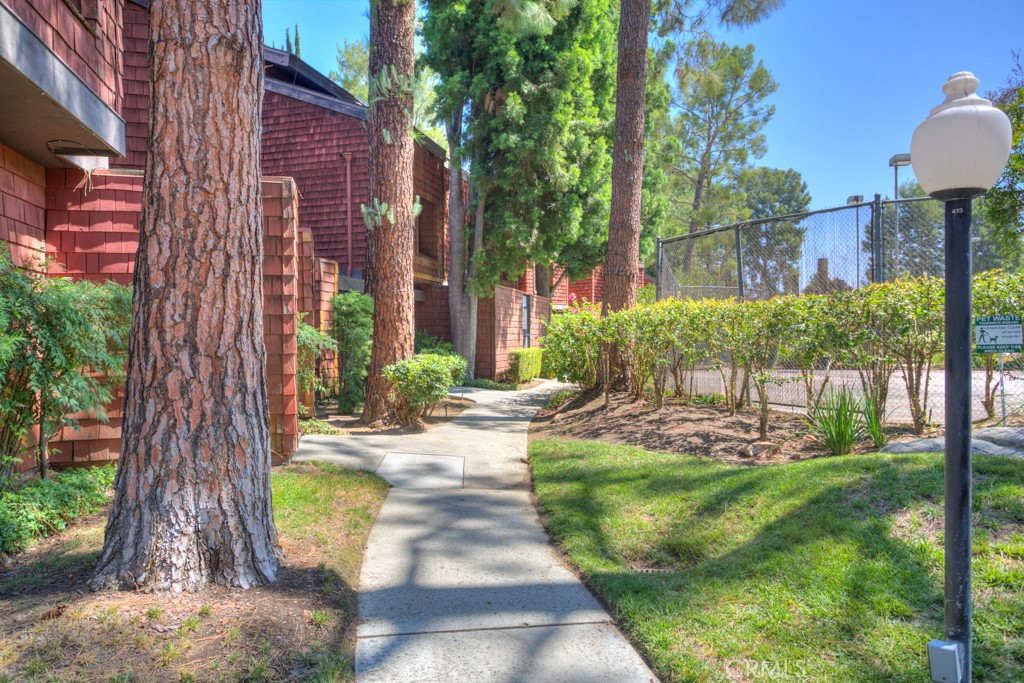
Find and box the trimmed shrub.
[330,291,374,413]
[0,465,116,554]
[507,348,543,384]
[539,301,603,390]
[384,353,468,424]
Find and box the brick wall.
[569,265,604,304]
[0,144,47,269]
[37,171,302,468]
[3,0,124,113]
[550,265,569,308]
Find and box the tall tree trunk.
[361,0,416,424]
[446,114,477,379]
[681,172,707,272]
[91,0,279,592]
[535,263,551,298]
[602,0,649,315]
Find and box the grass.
[299,418,344,436]
[460,378,518,391]
[530,438,1024,682]
[543,388,580,411]
[0,462,388,682]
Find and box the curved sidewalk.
[295,382,658,683]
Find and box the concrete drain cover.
[375,452,465,489]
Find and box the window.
[522,295,531,348]
[416,199,438,259]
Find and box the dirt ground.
[530,391,917,465]
[317,396,475,435]
[0,464,386,682]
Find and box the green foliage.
[298,418,342,436]
[805,387,864,456]
[862,389,887,449]
[0,465,115,554]
[538,300,603,390]
[383,353,468,425]
[329,292,374,413]
[973,270,1024,418]
[297,321,337,395]
[460,378,517,391]
[0,249,131,482]
[544,388,579,411]
[414,330,457,356]
[506,348,543,383]
[660,38,778,243]
[328,36,445,145]
[980,54,1024,268]
[531,439,1024,682]
[422,0,616,293]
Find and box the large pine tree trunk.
[602,0,649,314]
[91,0,279,592]
[446,115,477,379]
[361,0,416,424]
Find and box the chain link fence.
[656,195,1024,426]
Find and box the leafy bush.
[297,321,337,395]
[298,418,343,436]
[0,464,115,554]
[383,353,468,424]
[806,387,864,456]
[0,248,131,483]
[414,330,457,356]
[330,292,374,413]
[544,389,579,411]
[539,300,603,390]
[506,348,543,383]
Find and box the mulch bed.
[530,390,915,465]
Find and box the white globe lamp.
[912,72,1011,683]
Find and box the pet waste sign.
[975,315,1023,354]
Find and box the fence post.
[734,226,745,299]
[871,193,884,283]
[655,236,662,301]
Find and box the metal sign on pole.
[975,314,1022,426]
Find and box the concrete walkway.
[295,382,658,683]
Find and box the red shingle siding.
[569,265,604,304]
[2,0,123,113]
[550,265,569,308]
[475,285,550,380]
[414,284,451,341]
[110,0,148,169]
[314,257,339,392]
[0,144,47,269]
[38,172,302,468]
[262,91,369,276]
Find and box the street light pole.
[943,196,973,673]
[912,71,1011,683]
[889,154,912,276]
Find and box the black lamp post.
[911,71,1012,683]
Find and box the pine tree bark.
[602,0,649,314]
[361,0,416,424]
[91,0,279,592]
[446,114,478,379]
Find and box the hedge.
[507,348,543,383]
[540,270,1024,439]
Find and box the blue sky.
[263,0,1024,208]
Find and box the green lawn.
[530,438,1024,682]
